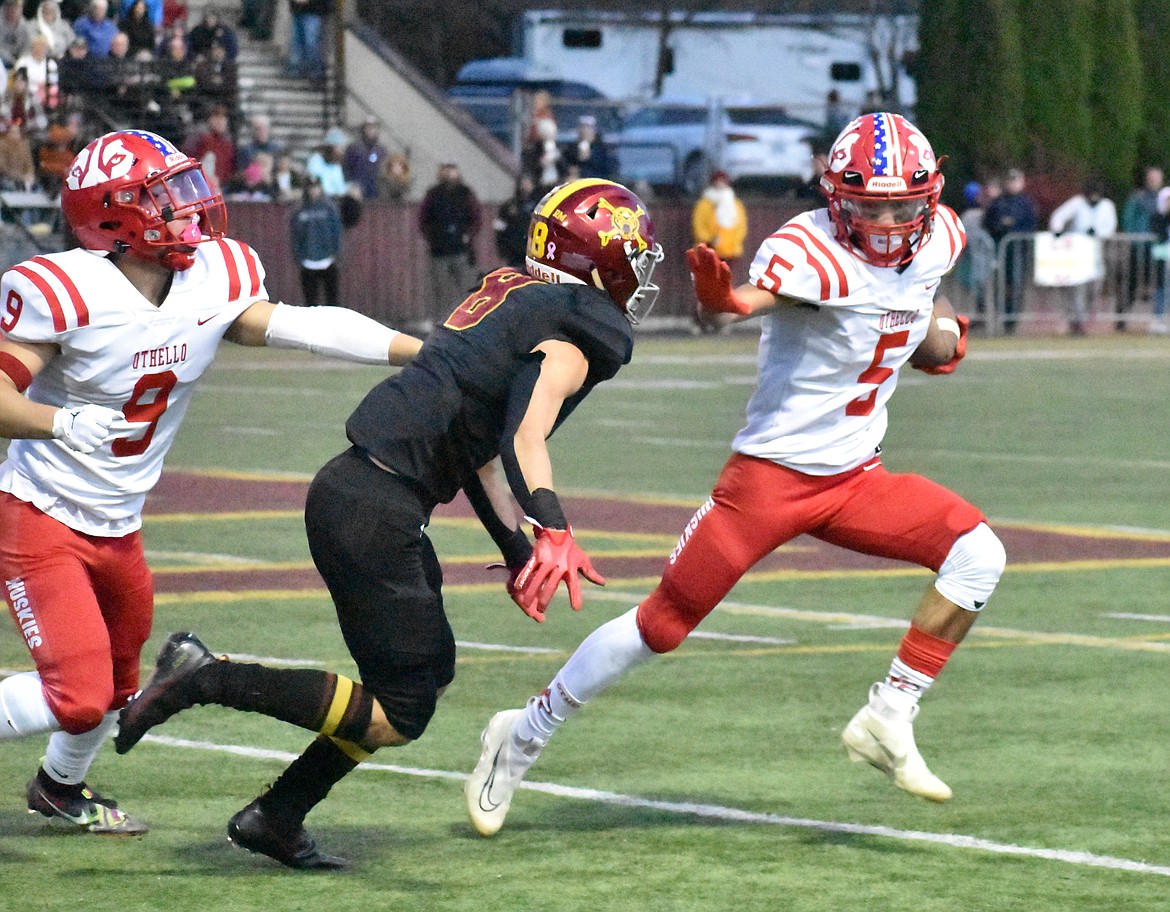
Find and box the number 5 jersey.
[736,205,966,475]
[0,240,267,536]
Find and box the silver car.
[614,99,820,195]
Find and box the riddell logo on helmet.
[866,177,908,192]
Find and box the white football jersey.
[735,205,966,474]
[0,239,267,535]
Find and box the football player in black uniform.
[114,178,664,869]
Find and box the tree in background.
[914,0,1025,202]
[1132,1,1170,176]
[1015,0,1095,178]
[1085,0,1142,198]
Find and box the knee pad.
[935,522,1006,612]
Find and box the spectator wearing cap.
[183,102,235,190]
[417,161,481,327]
[0,0,31,68]
[342,117,388,200]
[73,0,117,57]
[561,113,612,180]
[305,125,350,197]
[984,167,1038,334]
[290,176,344,306]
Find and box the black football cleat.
[26,777,149,835]
[115,632,219,754]
[227,800,350,870]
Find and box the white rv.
[463,9,919,119]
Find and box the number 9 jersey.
[0,241,268,536]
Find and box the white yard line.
[455,641,563,654]
[141,734,1170,878]
[1104,613,1170,623]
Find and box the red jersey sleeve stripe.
[775,230,832,299]
[936,207,964,268]
[238,242,261,297]
[789,224,850,298]
[12,264,67,332]
[31,256,90,328]
[217,239,242,301]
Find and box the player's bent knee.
[369,669,440,742]
[934,522,1006,612]
[52,699,109,735]
[637,581,708,654]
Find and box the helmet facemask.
[125,164,226,269]
[834,190,934,268]
[623,240,664,324]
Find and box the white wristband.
[264,302,398,364]
[936,317,961,338]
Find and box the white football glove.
[52,404,125,454]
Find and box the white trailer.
[475,9,918,119]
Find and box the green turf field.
[1,333,1168,911]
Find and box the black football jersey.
[346,267,634,504]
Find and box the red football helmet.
[525,178,664,323]
[819,112,944,268]
[62,130,226,271]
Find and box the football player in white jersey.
[0,129,421,834]
[465,112,1007,837]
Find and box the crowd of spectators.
[0,0,415,228]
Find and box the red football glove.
[511,526,605,622]
[915,314,970,375]
[686,244,752,316]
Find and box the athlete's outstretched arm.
[687,244,797,330]
[226,300,424,366]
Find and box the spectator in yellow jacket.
[691,170,748,333]
[691,169,748,267]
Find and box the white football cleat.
[842,684,953,803]
[465,709,541,836]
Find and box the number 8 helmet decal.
[525,178,665,324]
[819,112,945,268]
[62,130,227,271]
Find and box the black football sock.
[256,735,361,827]
[195,663,374,742]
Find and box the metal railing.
[949,231,1164,336]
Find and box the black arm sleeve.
[462,469,532,570]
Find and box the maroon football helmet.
[525,178,664,323]
[62,130,226,271]
[819,112,944,268]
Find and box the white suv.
[614,99,820,195]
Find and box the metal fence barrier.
[948,231,1164,336]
